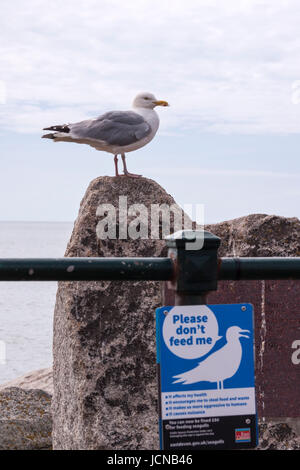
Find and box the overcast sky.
[1,0,300,223]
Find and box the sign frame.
[156,303,258,450]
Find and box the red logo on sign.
[235,428,251,442]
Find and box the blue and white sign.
[156,304,258,449]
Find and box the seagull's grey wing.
[70,111,151,146]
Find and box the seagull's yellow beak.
[153,100,169,107]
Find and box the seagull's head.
[133,92,169,109]
[226,326,250,342]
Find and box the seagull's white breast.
[134,107,160,134]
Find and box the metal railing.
[0,231,299,305]
[0,256,299,281]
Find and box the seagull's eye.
[144,97,150,100]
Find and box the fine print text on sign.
[156,304,258,450]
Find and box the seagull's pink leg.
[121,153,142,178]
[114,155,120,177]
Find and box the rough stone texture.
[0,368,53,395]
[0,387,52,450]
[257,421,300,450]
[52,176,188,450]
[206,213,300,257]
[52,177,300,450]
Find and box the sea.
[0,221,73,384]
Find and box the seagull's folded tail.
[42,133,56,139]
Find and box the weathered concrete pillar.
[52,176,188,450]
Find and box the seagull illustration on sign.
[173,326,250,390]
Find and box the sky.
[1,0,300,224]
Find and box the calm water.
[0,222,73,384]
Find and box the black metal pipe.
[0,256,299,282]
[219,257,300,280]
[0,257,175,281]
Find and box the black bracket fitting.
[165,230,221,305]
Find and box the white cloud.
[0,81,6,104]
[1,0,300,134]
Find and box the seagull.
[42,92,169,178]
[173,326,250,390]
